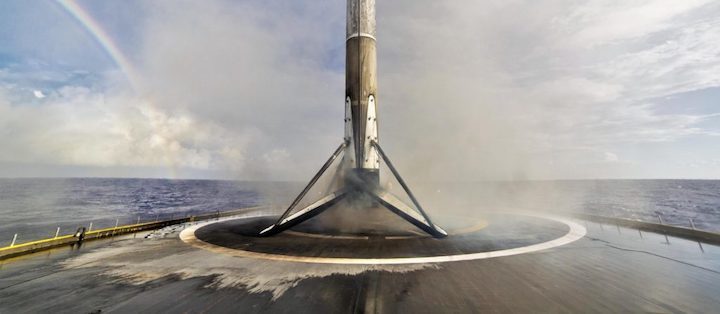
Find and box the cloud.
[1,0,720,180]
[604,152,619,163]
[0,83,261,177]
[32,90,44,98]
[375,0,720,180]
[0,1,346,179]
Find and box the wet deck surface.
[195,215,568,258]
[1,213,719,313]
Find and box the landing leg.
[258,141,447,238]
[259,189,349,236]
[368,190,447,238]
[370,141,447,238]
[259,142,346,236]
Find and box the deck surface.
[1,212,719,313]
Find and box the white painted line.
[180,213,587,265]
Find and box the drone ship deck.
[1,210,718,313]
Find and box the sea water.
[1,178,718,245]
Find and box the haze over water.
[1,178,719,245]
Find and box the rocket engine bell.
[345,0,380,185]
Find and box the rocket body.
[260,0,447,238]
[345,0,379,184]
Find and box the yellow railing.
[0,206,267,260]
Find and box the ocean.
[0,178,271,245]
[1,178,719,245]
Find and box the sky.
[0,0,719,181]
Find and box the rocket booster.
[345,0,379,183]
[259,0,447,238]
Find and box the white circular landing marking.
[180,214,587,265]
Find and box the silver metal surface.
[345,0,379,172]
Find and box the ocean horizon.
[1,177,719,245]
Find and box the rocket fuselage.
[345,0,379,185]
[260,0,447,238]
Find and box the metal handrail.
[1,206,265,258]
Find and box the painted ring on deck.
[179,213,587,265]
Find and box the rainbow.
[56,0,141,92]
[55,0,185,178]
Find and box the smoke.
[375,0,720,183]
[3,0,720,181]
[131,0,346,180]
[131,0,720,182]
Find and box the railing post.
[136,216,140,225]
[657,215,670,244]
[155,214,159,222]
[112,218,119,236]
[88,222,93,232]
[10,234,17,247]
[688,218,705,252]
[54,227,60,239]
